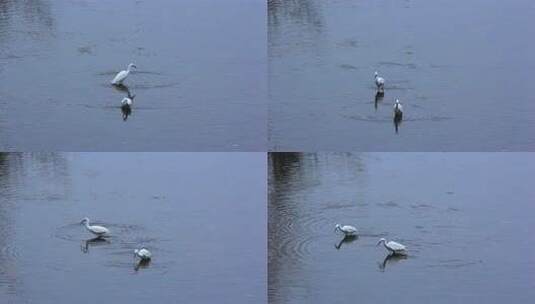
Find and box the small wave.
[378,62,417,69]
[338,64,359,70]
[426,259,482,269]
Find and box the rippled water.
[269,153,535,303]
[0,0,266,151]
[268,0,535,151]
[0,153,266,303]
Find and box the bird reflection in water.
[378,253,407,271]
[334,235,357,250]
[134,259,151,272]
[112,83,131,95]
[81,237,110,253]
[374,91,384,110]
[393,116,402,134]
[121,104,132,121]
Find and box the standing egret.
[80,217,110,238]
[374,71,385,93]
[377,238,407,255]
[111,63,136,85]
[134,248,152,261]
[393,99,403,119]
[335,224,358,236]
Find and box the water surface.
[268,0,535,151]
[0,0,266,151]
[269,153,535,303]
[0,153,266,303]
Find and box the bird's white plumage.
[121,97,133,106]
[377,238,407,255]
[335,224,358,236]
[134,248,152,260]
[393,99,403,116]
[374,71,385,91]
[111,63,136,85]
[81,217,110,237]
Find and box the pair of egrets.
[375,72,404,120]
[80,217,151,261]
[334,224,407,255]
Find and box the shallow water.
[268,153,535,303]
[0,153,266,303]
[0,0,266,151]
[268,0,535,151]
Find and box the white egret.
[134,248,152,261]
[334,224,358,236]
[374,71,385,92]
[393,99,403,119]
[111,63,136,85]
[377,238,407,255]
[80,217,110,238]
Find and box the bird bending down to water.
[111,63,136,85]
[134,248,152,261]
[335,224,358,236]
[377,238,407,255]
[121,93,135,109]
[80,217,110,238]
[374,71,385,93]
[393,99,403,119]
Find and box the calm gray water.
[0,153,266,303]
[0,0,266,151]
[269,153,535,303]
[268,0,535,151]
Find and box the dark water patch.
[378,61,418,69]
[336,39,359,48]
[377,201,401,208]
[338,63,359,70]
[77,45,94,55]
[0,54,23,60]
[410,203,435,209]
[320,201,357,210]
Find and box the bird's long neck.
[383,241,391,251]
[84,221,91,230]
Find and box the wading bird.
[335,224,358,236]
[377,238,407,255]
[393,99,403,120]
[134,248,152,261]
[111,63,136,85]
[374,71,385,93]
[121,94,135,110]
[80,217,110,238]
